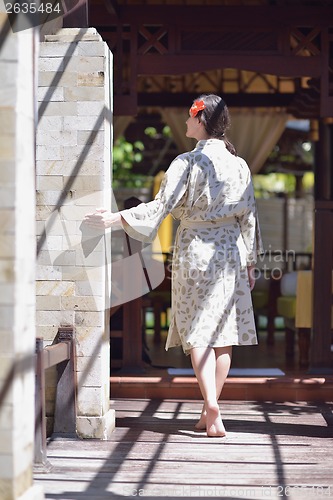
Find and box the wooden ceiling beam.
[137,92,295,108]
[136,55,321,78]
[91,5,333,27]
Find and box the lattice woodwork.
[90,3,333,116]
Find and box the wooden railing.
[34,326,76,470]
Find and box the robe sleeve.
[120,156,190,243]
[236,160,264,265]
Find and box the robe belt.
[180,217,237,229]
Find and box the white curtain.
[161,108,289,174]
[160,108,196,154]
[114,108,289,174]
[228,109,290,173]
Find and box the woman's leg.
[190,347,227,436]
[194,346,232,431]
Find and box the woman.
[84,94,264,437]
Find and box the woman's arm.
[83,208,122,229]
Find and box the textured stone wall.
[36,28,115,439]
[0,14,44,500]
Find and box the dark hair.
[194,94,237,156]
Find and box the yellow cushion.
[251,290,269,309]
[277,296,296,319]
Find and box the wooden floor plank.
[34,399,333,500]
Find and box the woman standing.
[84,94,264,437]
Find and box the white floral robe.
[121,138,264,354]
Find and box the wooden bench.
[34,326,76,471]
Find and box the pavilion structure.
[64,0,333,371]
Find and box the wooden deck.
[34,398,333,500]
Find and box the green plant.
[113,136,151,188]
[112,126,171,188]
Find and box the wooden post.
[121,197,145,372]
[34,338,52,471]
[53,327,77,436]
[309,120,333,372]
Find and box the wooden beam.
[136,55,322,78]
[63,0,89,28]
[138,92,295,108]
[91,5,333,27]
[310,121,333,373]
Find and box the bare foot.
[194,407,207,430]
[206,404,226,437]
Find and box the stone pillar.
[36,28,115,438]
[0,13,44,500]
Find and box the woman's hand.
[83,208,122,229]
[247,265,256,291]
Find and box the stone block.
[0,331,14,353]
[0,160,16,184]
[77,129,104,145]
[75,249,106,268]
[61,295,104,312]
[36,190,74,206]
[76,408,115,439]
[77,72,105,87]
[35,265,62,281]
[39,57,64,72]
[36,145,62,161]
[0,61,18,89]
[36,176,64,191]
[39,41,80,58]
[37,116,63,132]
[64,86,105,102]
[0,234,15,258]
[75,310,105,328]
[0,133,15,160]
[63,115,104,131]
[77,386,103,416]
[63,143,105,162]
[36,130,77,147]
[64,56,105,73]
[0,109,16,136]
[36,280,75,296]
[76,355,103,387]
[36,206,56,221]
[36,227,63,250]
[0,260,15,282]
[74,191,104,206]
[41,101,79,117]
[37,86,64,103]
[75,326,104,356]
[78,42,107,57]
[60,204,99,221]
[36,309,74,327]
[0,306,14,330]
[0,402,13,430]
[0,355,12,381]
[76,101,105,116]
[44,28,102,43]
[36,295,61,311]
[37,250,76,266]
[75,280,105,297]
[0,284,14,305]
[38,70,78,88]
[35,325,58,341]
[62,175,104,191]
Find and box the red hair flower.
[189,99,206,117]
